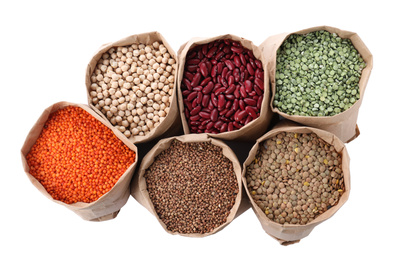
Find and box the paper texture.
[241,120,351,244]
[130,133,244,237]
[176,34,273,142]
[85,31,181,144]
[260,25,373,143]
[21,101,138,221]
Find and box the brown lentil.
[144,140,238,234]
[246,132,344,225]
[26,106,136,204]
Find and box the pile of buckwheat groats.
[246,132,344,225]
[144,140,239,234]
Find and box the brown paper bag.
[21,101,138,221]
[85,31,181,144]
[260,25,373,143]
[242,120,350,244]
[176,34,273,142]
[130,134,244,237]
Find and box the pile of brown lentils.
[144,140,239,234]
[246,132,344,225]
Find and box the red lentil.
[26,106,136,204]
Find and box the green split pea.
[273,30,366,117]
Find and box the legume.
[274,30,366,116]
[26,106,136,204]
[246,132,344,225]
[181,39,264,134]
[90,42,177,137]
[144,140,239,234]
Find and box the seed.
[246,131,344,225]
[144,140,238,234]
[26,106,136,204]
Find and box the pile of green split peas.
[274,30,366,117]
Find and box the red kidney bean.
[225,109,235,118]
[186,58,200,65]
[196,92,203,104]
[192,99,198,108]
[201,94,210,107]
[187,91,198,102]
[257,95,263,110]
[233,55,241,67]
[235,110,248,122]
[182,90,191,96]
[232,99,239,111]
[208,100,214,110]
[218,94,226,108]
[186,64,198,73]
[233,68,240,82]
[254,85,263,96]
[207,46,218,58]
[227,122,234,132]
[233,121,243,129]
[228,75,235,86]
[220,77,228,88]
[215,51,225,61]
[239,99,245,111]
[225,94,235,100]
[244,115,253,125]
[184,71,194,81]
[184,100,193,111]
[221,67,229,79]
[231,46,243,53]
[223,45,231,54]
[213,83,222,92]
[240,86,248,98]
[210,109,218,121]
[254,77,264,90]
[183,78,192,90]
[244,80,253,93]
[190,120,201,126]
[192,86,202,92]
[190,105,201,116]
[191,73,201,88]
[199,62,209,77]
[220,123,227,133]
[214,86,226,96]
[201,44,208,56]
[184,108,190,119]
[245,106,258,119]
[239,53,247,66]
[247,63,255,76]
[199,111,210,119]
[224,84,236,95]
[225,60,235,70]
[200,77,212,87]
[225,100,232,109]
[206,121,214,130]
[202,81,214,95]
[244,98,257,107]
[190,114,200,121]
[211,93,218,107]
[255,59,263,69]
[219,108,229,116]
[214,120,223,130]
[234,86,241,99]
[211,64,218,78]
[201,108,211,113]
[249,58,257,70]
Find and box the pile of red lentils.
[26,106,136,204]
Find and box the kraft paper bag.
[21,101,138,221]
[242,120,350,245]
[85,31,181,144]
[130,133,247,237]
[176,34,273,142]
[260,25,373,143]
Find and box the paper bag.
[21,101,138,221]
[242,120,350,244]
[85,31,181,144]
[176,34,273,142]
[130,134,244,237]
[260,25,373,143]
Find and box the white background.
[1,0,394,259]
